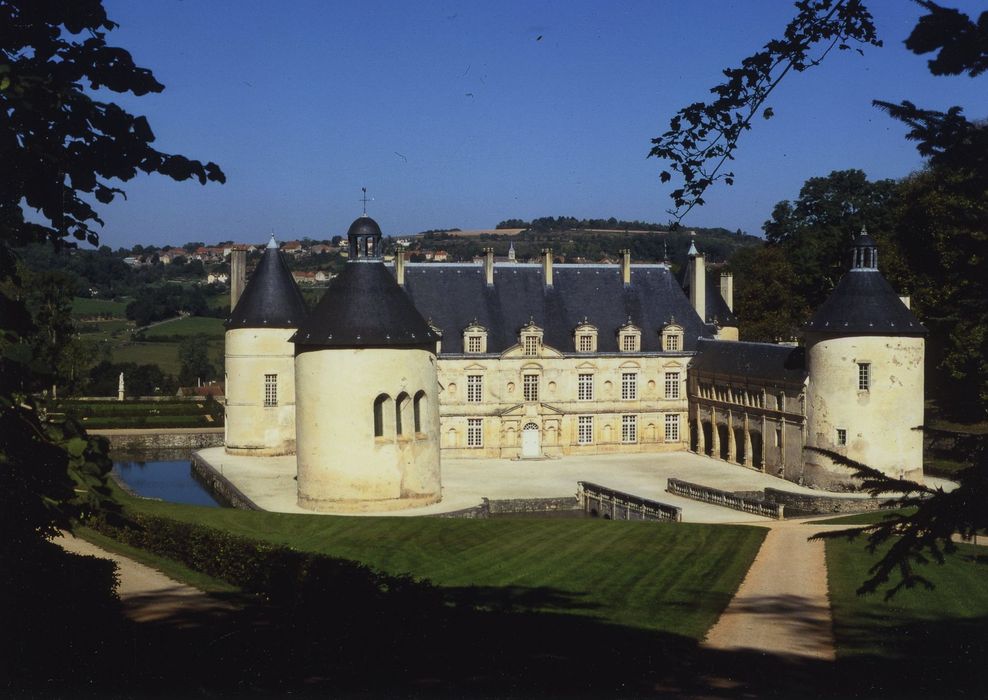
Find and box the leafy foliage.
[649,0,880,218]
[178,334,216,385]
[1,0,225,249]
[809,441,988,599]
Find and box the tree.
[893,166,988,418]
[650,1,985,221]
[728,245,808,342]
[1,0,225,639]
[178,335,215,386]
[761,170,906,307]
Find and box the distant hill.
[402,219,759,267]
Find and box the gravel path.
[703,520,846,661]
[56,532,234,626]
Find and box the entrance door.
[521,422,541,458]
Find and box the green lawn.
[142,316,226,339]
[115,487,766,639]
[71,296,129,317]
[112,339,224,376]
[827,537,988,691]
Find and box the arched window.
[395,392,410,435]
[373,394,390,437]
[413,390,426,433]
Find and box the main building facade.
[224,216,925,511]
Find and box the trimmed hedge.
[88,513,440,615]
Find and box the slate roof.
[805,270,926,335]
[691,338,807,384]
[293,261,437,349]
[225,245,307,329]
[680,266,739,327]
[392,263,713,354]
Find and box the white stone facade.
[224,327,297,456]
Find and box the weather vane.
[360,187,373,215]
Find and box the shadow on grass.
[2,578,843,699]
[4,553,985,698]
[833,610,988,698]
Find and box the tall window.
[621,415,637,443]
[621,334,638,352]
[395,392,410,435]
[467,418,483,447]
[578,373,594,401]
[264,374,277,407]
[664,414,680,442]
[373,394,389,437]
[467,335,482,353]
[664,372,680,399]
[836,428,847,446]
[578,416,593,445]
[621,372,637,400]
[777,392,785,411]
[578,334,594,352]
[413,390,425,433]
[524,335,539,356]
[467,375,483,403]
[523,374,539,402]
[858,362,871,391]
[664,334,680,351]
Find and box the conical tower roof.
[806,229,925,335]
[225,237,308,329]
[293,216,437,349]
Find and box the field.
[111,339,224,377]
[71,296,129,317]
[115,487,766,639]
[141,315,226,339]
[826,537,988,693]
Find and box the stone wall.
[94,428,224,453]
[578,481,681,522]
[434,496,579,519]
[190,452,261,510]
[667,478,784,519]
[763,487,890,516]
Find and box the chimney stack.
[688,242,706,322]
[484,247,494,286]
[542,248,553,287]
[621,249,631,286]
[230,247,247,310]
[396,246,406,286]
[720,272,733,311]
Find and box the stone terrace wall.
[94,428,224,452]
[764,487,890,517]
[667,478,784,519]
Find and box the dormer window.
[519,319,543,356]
[661,321,684,352]
[617,319,641,353]
[573,320,598,353]
[462,321,487,354]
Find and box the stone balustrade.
[577,481,682,522]
[666,478,784,519]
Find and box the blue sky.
[90,0,986,249]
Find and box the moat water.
[112,449,221,507]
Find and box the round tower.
[224,236,308,456]
[804,229,926,487]
[292,215,442,512]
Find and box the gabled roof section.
[691,338,807,383]
[293,261,437,349]
[806,270,926,335]
[225,243,307,329]
[391,263,712,353]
